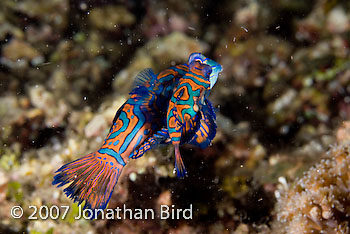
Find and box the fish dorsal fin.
[132,68,157,89]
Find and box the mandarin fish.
[166,53,222,177]
[132,54,222,160]
[52,53,222,211]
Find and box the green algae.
[6,181,23,202]
[222,176,249,198]
[30,228,54,234]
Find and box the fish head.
[204,58,223,89]
[188,53,223,89]
[188,53,212,79]
[188,52,206,64]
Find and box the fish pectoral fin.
[174,144,187,178]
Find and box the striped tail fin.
[52,152,123,210]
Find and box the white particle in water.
[344,96,350,103]
[241,26,249,33]
[80,2,87,10]
[129,172,137,181]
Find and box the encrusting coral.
[273,142,350,234]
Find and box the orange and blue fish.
[166,53,220,177]
[52,53,222,210]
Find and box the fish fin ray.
[174,144,186,178]
[131,68,157,90]
[52,152,123,212]
[132,128,170,159]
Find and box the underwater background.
[0,0,350,233]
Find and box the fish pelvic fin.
[52,151,124,211]
[174,143,187,178]
[132,128,169,159]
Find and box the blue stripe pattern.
[130,135,144,158]
[119,106,146,154]
[98,148,126,166]
[107,112,129,140]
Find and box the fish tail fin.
[52,151,123,210]
[174,143,187,178]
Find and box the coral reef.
[273,143,350,234]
